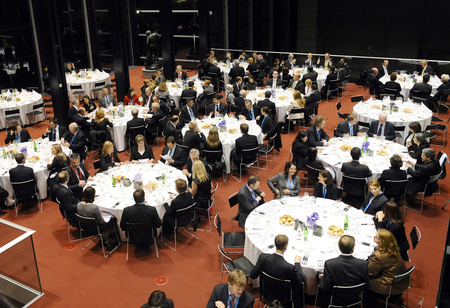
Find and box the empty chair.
[70,85,85,101]
[217,245,254,283]
[5,109,22,128]
[26,103,45,128]
[336,101,348,123]
[350,95,363,112]
[228,192,240,232]
[259,133,277,170]
[408,226,421,264]
[91,81,105,99]
[214,214,245,252]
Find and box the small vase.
[390,106,393,114]
[133,180,143,190]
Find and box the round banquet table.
[244,197,377,295]
[66,69,111,99]
[219,61,249,84]
[181,115,263,174]
[0,140,70,206]
[379,74,441,99]
[86,163,186,240]
[160,80,204,108]
[353,97,432,141]
[246,88,295,123]
[291,67,328,91]
[0,90,45,130]
[317,136,413,186]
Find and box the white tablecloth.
[0,140,70,205]
[379,74,441,99]
[161,80,204,108]
[244,198,377,295]
[66,69,111,99]
[181,115,263,174]
[246,89,294,123]
[87,163,187,240]
[318,137,412,186]
[292,67,328,92]
[353,97,432,142]
[219,62,249,84]
[0,90,44,129]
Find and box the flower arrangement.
[134,172,143,182]
[389,101,395,114]
[218,119,226,127]
[182,80,188,89]
[306,212,319,229]
[118,105,124,117]
[270,88,276,94]
[19,147,28,158]
[361,140,370,152]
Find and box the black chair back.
[203,149,222,164]
[351,95,363,103]
[305,162,322,185]
[128,125,146,142]
[342,175,366,196]
[241,147,259,164]
[228,193,239,209]
[175,202,196,228]
[384,179,408,199]
[410,226,421,250]
[260,271,292,306]
[93,159,101,170]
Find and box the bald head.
[69,122,79,133]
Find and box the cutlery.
[317,260,324,267]
[112,202,120,208]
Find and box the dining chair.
[11,179,41,217]
[217,245,254,283]
[161,203,198,251]
[314,283,366,308]
[228,192,240,232]
[260,271,305,308]
[408,226,421,264]
[126,221,158,261]
[214,214,245,253]
[384,266,415,308]
[405,171,442,214]
[26,102,45,128]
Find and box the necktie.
[377,124,383,136]
[106,95,109,106]
[292,81,297,89]
[52,130,56,141]
[317,130,321,141]
[250,109,254,120]
[17,134,20,142]
[168,148,173,157]
[78,167,85,180]
[349,124,353,136]
[230,294,236,308]
[215,105,218,112]
[179,72,182,79]
[421,67,426,75]
[70,134,76,144]
[189,108,194,120]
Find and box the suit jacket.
[287,79,303,91]
[341,161,373,196]
[98,94,117,108]
[161,145,187,170]
[258,58,268,78]
[9,164,37,202]
[183,130,206,151]
[368,74,384,97]
[141,94,152,108]
[233,82,241,97]
[68,106,78,122]
[422,65,435,76]
[73,114,94,136]
[180,88,197,102]
[240,106,261,121]
[99,152,121,172]
[130,145,154,161]
[181,105,198,125]
[234,96,246,108]
[306,125,329,147]
[406,160,441,196]
[234,134,259,163]
[256,99,277,119]
[62,130,88,159]
[432,81,450,101]
[409,141,430,165]
[292,142,308,170]
[361,192,388,215]
[250,253,303,307]
[377,65,390,78]
[163,122,182,143]
[335,121,360,137]
[52,184,79,227]
[163,192,194,226]
[384,81,403,98]
[68,163,90,200]
[301,71,318,83]
[4,129,32,144]
[126,117,146,138]
[207,103,227,117]
[267,77,282,88]
[173,71,188,80]
[378,167,407,198]
[368,120,396,140]
[120,203,162,248]
[237,184,264,228]
[303,58,315,67]
[42,125,68,141]
[304,91,321,118]
[267,173,300,198]
[257,115,275,138]
[145,110,165,133]
[313,182,340,200]
[320,255,370,305]
[206,284,254,308]
[318,58,333,68]
[229,66,245,81]
[409,82,432,99]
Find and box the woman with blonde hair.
[92,108,113,141]
[156,82,172,106]
[360,179,388,215]
[302,79,313,97]
[99,141,123,172]
[368,229,409,296]
[46,144,69,187]
[204,128,223,152]
[130,134,154,164]
[190,160,212,209]
[287,90,306,121]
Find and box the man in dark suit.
[141,290,174,308]
[61,123,88,160]
[368,68,384,99]
[229,59,245,83]
[303,53,315,66]
[321,66,339,98]
[257,54,268,79]
[42,117,68,141]
[429,74,450,109]
[98,87,117,108]
[67,153,93,201]
[180,98,198,125]
[367,112,396,140]
[182,148,211,186]
[162,179,194,229]
[306,115,330,147]
[233,76,243,98]
[301,65,318,83]
[183,121,206,152]
[250,234,303,308]
[304,84,321,123]
[409,73,432,100]
[4,124,31,144]
[377,59,390,78]
[206,269,255,308]
[256,91,276,120]
[73,107,94,137]
[234,90,247,108]
[288,73,303,91]
[52,170,79,227]
[420,59,435,76]
[120,189,162,249]
[145,103,165,143]
[68,100,79,122]
[163,116,183,144]
[257,106,275,140]
[335,114,363,137]
[151,93,170,116]
[9,153,37,211]
[125,108,147,141]
[180,81,197,106]
[239,100,261,121]
[317,53,333,69]
[267,70,282,89]
[141,86,153,108]
[207,95,227,118]
[341,147,373,207]
[237,176,265,228]
[160,136,187,170]
[232,123,259,174]
[284,53,296,69]
[319,235,371,306]
[173,65,188,80]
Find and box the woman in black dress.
[291,131,309,170]
[92,109,113,141]
[46,144,69,187]
[99,141,123,172]
[190,160,212,209]
[130,134,155,164]
[408,132,429,165]
[82,95,96,113]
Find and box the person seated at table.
[183,121,206,153]
[124,87,140,106]
[257,106,275,140]
[408,132,429,165]
[77,187,118,250]
[53,170,79,226]
[335,114,363,137]
[67,153,93,200]
[99,141,123,172]
[61,123,88,161]
[171,108,184,130]
[318,235,371,307]
[81,95,96,113]
[155,69,165,86]
[164,116,183,144]
[162,178,194,233]
[92,108,113,141]
[244,75,257,91]
[287,73,302,92]
[181,98,199,125]
[42,117,68,141]
[180,81,197,106]
[303,53,314,67]
[267,162,301,199]
[141,79,152,96]
[189,160,212,209]
[173,65,188,80]
[207,95,227,118]
[130,134,154,164]
[304,84,321,124]
[46,144,70,188]
[5,124,31,144]
[9,153,38,211]
[405,148,441,206]
[257,54,268,79]
[404,121,421,150]
[141,290,174,308]
[182,149,210,187]
[142,86,154,108]
[204,127,223,153]
[306,115,330,147]
[301,65,318,83]
[409,73,432,101]
[367,229,409,297]
[304,147,324,170]
[384,73,404,100]
[238,50,249,61]
[120,189,162,250]
[301,78,313,97]
[234,89,247,108]
[65,62,75,73]
[284,90,306,132]
[267,70,282,89]
[313,170,339,200]
[237,176,265,228]
[232,76,243,98]
[229,59,245,82]
[374,202,410,261]
[250,234,303,308]
[73,107,94,138]
[160,136,188,170]
[368,68,384,99]
[99,86,117,108]
[246,57,258,76]
[232,123,259,175]
[420,59,435,76]
[144,103,164,144]
[377,154,407,200]
[360,180,388,215]
[280,66,292,89]
[429,74,450,110]
[292,131,309,170]
[256,91,277,120]
[367,112,395,140]
[68,100,80,122]
[320,65,338,98]
[239,99,261,121]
